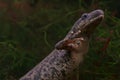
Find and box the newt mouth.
[82,14,104,37]
[69,9,104,39]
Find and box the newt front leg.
[55,37,89,54]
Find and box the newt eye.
[81,13,88,20]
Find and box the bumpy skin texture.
[20,49,85,80]
[20,37,89,80]
[20,9,104,80]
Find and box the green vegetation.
[0,0,120,80]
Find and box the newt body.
[20,10,104,80]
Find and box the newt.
[20,9,104,80]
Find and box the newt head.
[55,10,104,51]
[66,9,104,39]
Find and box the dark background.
[0,0,120,80]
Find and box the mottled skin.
[20,10,104,80]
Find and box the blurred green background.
[0,0,120,80]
